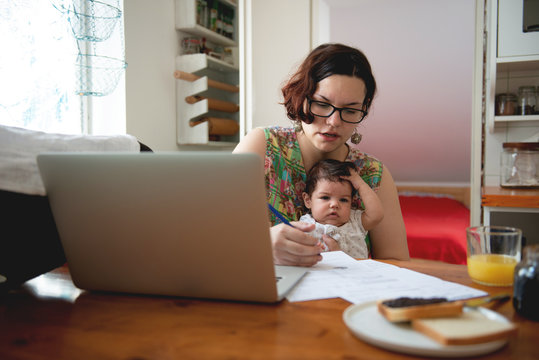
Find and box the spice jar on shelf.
[500,142,539,188]
[495,93,517,116]
[181,38,200,54]
[517,86,536,115]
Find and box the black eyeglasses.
[307,98,367,124]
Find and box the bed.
[397,186,470,265]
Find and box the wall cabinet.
[473,0,539,242]
[497,0,539,58]
[483,0,539,186]
[486,0,539,134]
[490,59,539,131]
[174,0,240,147]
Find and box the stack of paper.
[286,251,487,303]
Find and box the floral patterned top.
[264,126,384,254]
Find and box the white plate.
[343,302,510,358]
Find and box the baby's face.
[303,179,352,227]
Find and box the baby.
[300,159,384,258]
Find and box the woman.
[234,43,409,265]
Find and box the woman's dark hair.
[304,159,356,196]
[281,43,377,124]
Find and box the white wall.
[124,0,476,186]
[124,0,178,151]
[318,0,475,185]
[245,0,312,131]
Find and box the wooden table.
[1,260,538,360]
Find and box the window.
[0,0,126,135]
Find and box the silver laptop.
[37,152,307,302]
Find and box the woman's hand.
[270,222,325,266]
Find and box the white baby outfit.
[300,209,369,259]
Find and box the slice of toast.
[377,297,464,322]
[412,310,518,345]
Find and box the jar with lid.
[517,86,537,115]
[181,38,200,55]
[495,93,517,116]
[513,244,539,321]
[500,142,539,188]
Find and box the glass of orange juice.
[466,226,522,286]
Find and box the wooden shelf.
[495,115,539,122]
[177,53,238,74]
[482,186,539,208]
[175,0,238,47]
[175,55,239,146]
[496,56,539,72]
[494,115,539,125]
[177,24,237,47]
[175,0,240,147]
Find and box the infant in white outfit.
[301,159,384,259]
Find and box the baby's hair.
[304,159,357,196]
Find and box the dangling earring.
[293,121,303,133]
[350,129,362,144]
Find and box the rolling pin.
[185,95,239,113]
[189,117,239,136]
[174,71,239,93]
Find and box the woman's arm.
[233,128,323,266]
[369,166,410,260]
[233,127,266,157]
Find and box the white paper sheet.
[286,251,487,303]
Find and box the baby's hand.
[322,235,340,251]
[341,169,367,190]
[318,238,329,252]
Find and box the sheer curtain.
[0,0,126,135]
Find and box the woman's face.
[302,179,353,227]
[301,75,367,153]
